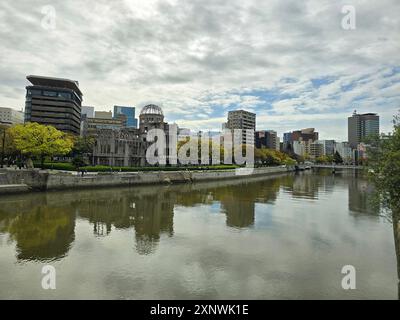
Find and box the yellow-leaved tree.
[9,123,74,168]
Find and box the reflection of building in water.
[348,178,378,216]
[133,194,174,255]
[74,189,175,255]
[290,173,320,199]
[217,179,281,228]
[221,195,255,228]
[0,174,284,259]
[0,203,75,261]
[76,196,135,236]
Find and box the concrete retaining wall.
[0,166,293,194]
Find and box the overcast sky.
[0,0,399,140]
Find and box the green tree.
[367,112,400,282]
[367,113,400,212]
[255,148,295,166]
[71,136,95,156]
[316,155,329,164]
[0,124,19,166]
[9,123,74,168]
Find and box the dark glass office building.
[25,75,83,135]
[114,105,138,128]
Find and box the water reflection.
[0,171,384,262]
[0,200,75,261]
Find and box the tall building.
[348,111,380,149]
[91,104,170,167]
[114,106,138,128]
[25,75,82,135]
[226,110,256,145]
[255,130,278,150]
[335,142,352,163]
[309,141,324,159]
[283,129,318,153]
[283,132,292,151]
[81,106,95,118]
[317,140,335,156]
[0,107,24,125]
[291,128,319,142]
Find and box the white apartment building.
[0,107,24,125]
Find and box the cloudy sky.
[0,0,399,140]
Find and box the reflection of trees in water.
[73,190,175,255]
[0,172,380,259]
[0,201,75,262]
[348,178,379,216]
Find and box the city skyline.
[0,0,399,140]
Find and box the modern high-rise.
[226,110,256,145]
[0,107,24,125]
[81,106,95,118]
[291,128,319,142]
[317,140,336,156]
[348,111,380,149]
[25,75,82,135]
[255,130,278,150]
[114,106,138,128]
[335,142,352,163]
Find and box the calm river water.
[0,170,398,299]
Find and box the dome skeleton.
[140,104,164,116]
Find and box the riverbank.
[0,166,296,194]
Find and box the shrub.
[35,163,240,172]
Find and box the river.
[0,170,398,299]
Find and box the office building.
[85,117,125,136]
[0,107,24,125]
[25,75,82,135]
[335,142,352,163]
[114,106,138,128]
[283,128,319,152]
[317,140,336,156]
[309,141,324,159]
[82,106,95,118]
[283,132,292,151]
[226,110,256,145]
[255,130,278,150]
[291,128,319,143]
[348,111,379,149]
[95,111,113,119]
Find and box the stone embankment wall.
[0,166,294,193]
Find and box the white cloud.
[0,0,399,140]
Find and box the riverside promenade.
[0,166,296,194]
